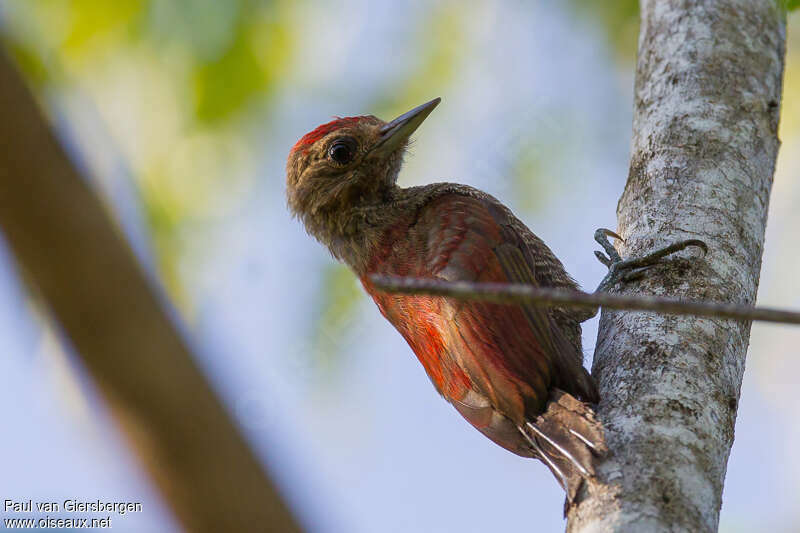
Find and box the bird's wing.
[368,192,596,424]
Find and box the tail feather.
[520,389,607,509]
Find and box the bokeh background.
[0,1,798,532]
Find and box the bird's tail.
[519,389,607,510]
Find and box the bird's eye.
[328,139,356,165]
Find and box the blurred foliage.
[0,0,641,374]
[509,136,562,214]
[371,1,464,119]
[191,4,291,123]
[568,0,639,59]
[780,21,800,137]
[3,38,50,86]
[59,0,144,55]
[310,264,363,375]
[2,0,295,304]
[0,0,606,372]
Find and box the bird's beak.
[373,97,441,156]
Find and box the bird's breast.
[361,279,472,399]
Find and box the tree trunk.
[567,2,785,532]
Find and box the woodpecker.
[285,98,700,504]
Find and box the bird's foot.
[593,228,707,293]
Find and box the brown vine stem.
[369,275,800,326]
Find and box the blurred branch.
[369,275,800,325]
[0,50,303,533]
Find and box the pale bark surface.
[568,2,785,532]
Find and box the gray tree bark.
[567,2,786,532]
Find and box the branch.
[369,275,800,325]
[0,51,303,532]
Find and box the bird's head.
[286,98,440,239]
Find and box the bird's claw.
[594,250,612,268]
[593,228,708,293]
[593,228,623,266]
